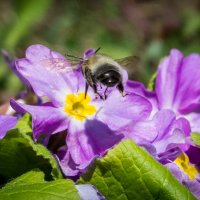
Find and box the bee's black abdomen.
[95,64,121,87]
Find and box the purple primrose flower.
[10,44,152,176]
[155,49,200,133]
[124,49,200,162]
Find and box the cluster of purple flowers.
[0,45,200,199]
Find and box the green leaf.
[3,0,52,49]
[5,169,46,186]
[0,170,80,200]
[79,139,196,200]
[147,71,157,91]
[191,132,200,147]
[0,114,62,184]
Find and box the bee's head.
[95,64,122,87]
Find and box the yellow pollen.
[174,153,199,180]
[64,92,96,121]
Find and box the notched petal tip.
[10,98,26,114]
[169,48,183,57]
[76,184,106,200]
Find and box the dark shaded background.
[0,0,200,101]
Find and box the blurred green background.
[0,0,200,101]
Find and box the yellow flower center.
[64,92,96,121]
[174,153,199,180]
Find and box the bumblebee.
[81,49,138,99]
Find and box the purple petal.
[97,90,152,131]
[0,115,17,139]
[174,53,200,112]
[172,117,191,152]
[184,109,200,133]
[125,80,158,116]
[155,50,200,115]
[154,129,187,155]
[153,114,191,154]
[129,110,176,142]
[66,119,123,170]
[76,184,106,200]
[128,110,190,160]
[184,179,200,200]
[83,48,96,60]
[26,44,66,63]
[174,117,191,137]
[10,99,69,140]
[155,49,183,109]
[157,147,181,164]
[15,44,78,106]
[56,149,80,177]
[2,50,32,88]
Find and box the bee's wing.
[115,56,140,80]
[40,58,79,73]
[115,56,139,68]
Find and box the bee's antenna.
[66,54,83,60]
[66,58,82,62]
[95,47,101,54]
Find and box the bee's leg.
[117,82,126,97]
[84,82,89,99]
[84,67,97,98]
[94,85,98,98]
[90,83,103,99]
[92,84,101,99]
[103,87,108,100]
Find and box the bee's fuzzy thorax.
[87,54,122,73]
